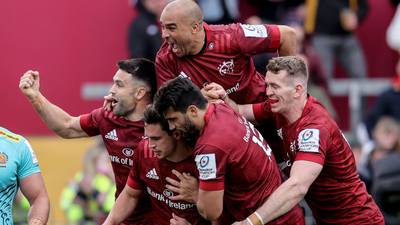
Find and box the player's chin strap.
[246,211,264,225]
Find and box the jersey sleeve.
[294,125,329,165]
[155,43,178,88]
[252,101,273,123]
[233,24,280,56]
[18,138,40,180]
[127,140,145,190]
[195,145,228,191]
[79,108,103,136]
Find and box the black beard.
[181,119,200,148]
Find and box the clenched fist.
[19,70,41,100]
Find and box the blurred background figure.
[128,0,168,60]
[60,139,115,225]
[197,0,239,24]
[239,0,304,24]
[284,17,337,120]
[358,117,400,190]
[304,0,369,81]
[364,117,400,224]
[237,0,304,74]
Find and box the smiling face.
[265,70,297,115]
[145,123,177,159]
[108,69,142,117]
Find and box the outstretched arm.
[19,70,88,138]
[20,173,50,225]
[233,160,322,225]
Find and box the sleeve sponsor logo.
[195,154,217,180]
[240,24,268,38]
[298,129,320,153]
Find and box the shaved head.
[163,0,203,24]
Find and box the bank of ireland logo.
[122,148,134,157]
[163,189,174,198]
[217,59,234,76]
[302,130,314,141]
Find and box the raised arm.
[277,25,297,56]
[19,70,88,138]
[103,185,142,225]
[20,173,50,225]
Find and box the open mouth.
[172,43,179,53]
[268,99,279,104]
[111,98,118,108]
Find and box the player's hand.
[19,70,41,99]
[170,213,192,225]
[165,169,198,203]
[103,94,113,111]
[201,82,226,103]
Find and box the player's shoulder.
[156,41,176,62]
[0,127,23,144]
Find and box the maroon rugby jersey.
[253,96,384,224]
[127,138,210,225]
[156,23,280,104]
[194,103,304,224]
[80,108,151,225]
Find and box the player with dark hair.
[19,58,156,225]
[153,78,304,224]
[103,106,210,225]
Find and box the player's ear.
[172,130,182,140]
[187,105,198,118]
[192,21,201,34]
[294,83,304,98]
[135,86,147,100]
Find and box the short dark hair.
[266,56,308,80]
[117,58,157,99]
[143,105,171,134]
[154,77,207,115]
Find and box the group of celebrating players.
[16,0,385,224]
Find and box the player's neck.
[284,97,307,124]
[167,142,193,162]
[190,29,206,55]
[125,101,151,122]
[194,105,207,133]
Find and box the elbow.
[55,130,74,139]
[290,178,309,200]
[279,25,297,56]
[197,203,222,221]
